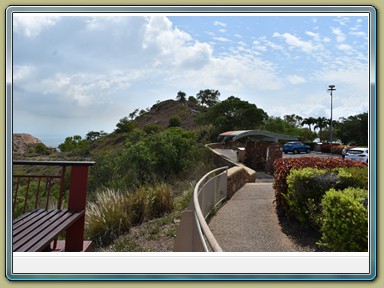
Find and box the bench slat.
[13,209,84,252]
[14,210,68,246]
[13,210,55,237]
[26,211,84,252]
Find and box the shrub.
[318,187,368,252]
[85,183,174,247]
[285,167,368,229]
[143,124,161,134]
[146,183,174,220]
[85,189,132,246]
[128,188,147,226]
[320,144,355,154]
[286,168,338,227]
[168,115,182,127]
[335,167,369,190]
[273,157,367,214]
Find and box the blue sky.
[11,12,370,147]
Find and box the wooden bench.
[13,209,85,252]
[12,161,95,252]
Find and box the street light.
[327,84,336,145]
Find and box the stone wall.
[206,143,224,149]
[244,140,282,174]
[206,144,256,199]
[265,142,283,174]
[208,146,236,169]
[227,166,256,199]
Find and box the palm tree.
[301,117,317,131]
[315,117,329,141]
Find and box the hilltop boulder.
[13,133,47,156]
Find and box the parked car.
[282,141,311,154]
[345,147,368,163]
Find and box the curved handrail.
[193,166,227,252]
[173,166,228,252]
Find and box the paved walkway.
[208,183,297,252]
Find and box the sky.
[11,12,371,147]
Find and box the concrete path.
[208,183,297,252]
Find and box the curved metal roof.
[219,130,298,142]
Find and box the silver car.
[345,147,368,163]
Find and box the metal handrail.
[173,166,227,252]
[193,167,227,252]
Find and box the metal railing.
[13,161,65,218]
[173,167,227,252]
[12,161,94,217]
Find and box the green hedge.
[318,187,368,252]
[273,157,368,215]
[285,167,368,229]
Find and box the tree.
[32,143,51,155]
[196,96,268,132]
[315,117,329,141]
[124,127,196,182]
[188,96,198,105]
[129,109,139,120]
[283,114,303,128]
[261,116,316,142]
[261,116,288,134]
[58,135,89,153]
[196,89,220,107]
[301,117,317,132]
[86,130,108,141]
[176,91,187,105]
[115,117,136,133]
[336,112,368,146]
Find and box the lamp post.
[327,85,336,145]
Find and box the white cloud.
[273,32,318,53]
[337,44,352,50]
[84,16,125,30]
[214,21,226,27]
[333,17,350,26]
[263,39,284,51]
[253,40,267,52]
[305,31,320,41]
[331,27,346,42]
[287,75,306,84]
[350,31,366,38]
[13,14,60,38]
[314,67,368,92]
[213,37,230,42]
[40,71,146,108]
[13,65,35,81]
[143,16,192,53]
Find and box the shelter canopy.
[219,130,298,143]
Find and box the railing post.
[65,165,90,252]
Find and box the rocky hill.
[13,133,46,157]
[133,99,206,131]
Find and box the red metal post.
[65,165,90,251]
